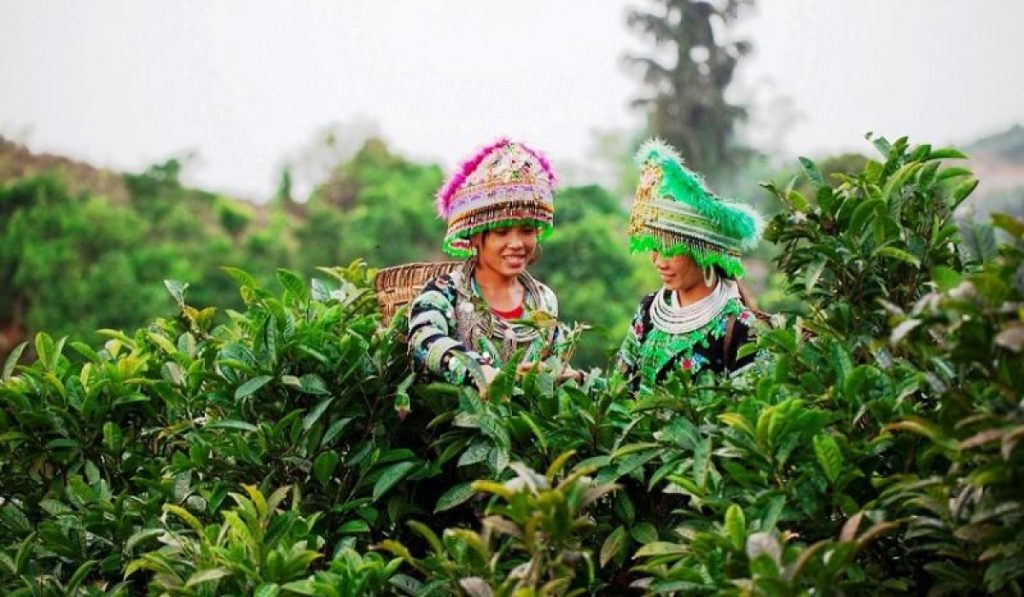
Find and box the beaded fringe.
[629,230,745,278]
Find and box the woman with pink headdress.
[407,139,579,391]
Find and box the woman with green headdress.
[617,139,765,390]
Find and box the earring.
[703,266,717,287]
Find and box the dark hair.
[715,265,758,310]
[528,243,542,266]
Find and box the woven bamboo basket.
[375,261,462,326]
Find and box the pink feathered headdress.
[435,138,558,258]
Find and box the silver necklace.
[649,279,740,334]
[452,262,540,358]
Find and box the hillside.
[964,124,1024,217]
[0,136,132,203]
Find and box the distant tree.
[298,139,444,269]
[626,0,754,182]
[123,158,183,202]
[282,117,384,201]
[274,166,295,206]
[0,175,187,344]
[215,196,253,240]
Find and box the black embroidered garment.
[617,285,759,389]
[407,266,563,386]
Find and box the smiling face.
[651,251,704,292]
[473,225,539,278]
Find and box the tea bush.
[1,135,1020,595]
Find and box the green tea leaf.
[631,522,658,544]
[221,266,257,289]
[302,397,335,430]
[34,332,54,372]
[804,258,826,293]
[634,541,689,557]
[283,373,330,396]
[373,461,417,500]
[206,419,259,432]
[813,434,842,483]
[614,492,636,526]
[389,574,424,595]
[885,417,953,449]
[518,412,548,452]
[254,584,282,597]
[125,528,164,553]
[147,332,178,356]
[931,266,962,292]
[338,519,370,534]
[725,504,746,550]
[435,482,477,513]
[869,133,892,157]
[936,166,972,181]
[876,246,921,268]
[849,198,884,235]
[951,177,979,204]
[164,279,189,307]
[66,560,98,595]
[926,147,967,161]
[600,525,628,567]
[235,375,274,400]
[2,342,27,381]
[815,185,836,214]
[407,520,444,556]
[313,450,339,487]
[786,190,810,212]
[185,567,233,587]
[276,269,310,302]
[321,417,354,447]
[46,438,79,450]
[799,157,824,187]
[458,442,491,467]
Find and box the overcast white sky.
[2,0,1023,199]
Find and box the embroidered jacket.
[617,291,759,390]
[408,267,563,385]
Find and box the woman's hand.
[516,361,584,384]
[516,361,539,377]
[481,364,500,387]
[559,366,585,384]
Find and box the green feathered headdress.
[628,138,763,278]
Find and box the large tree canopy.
[627,0,754,181]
